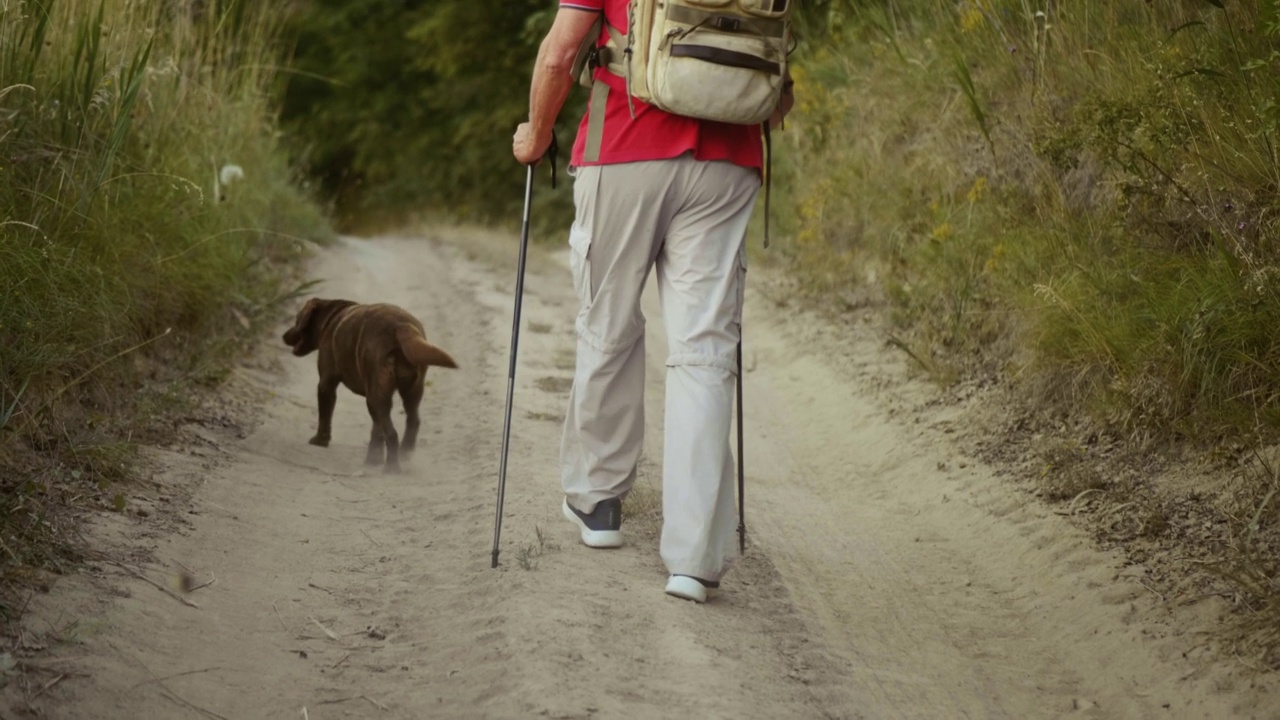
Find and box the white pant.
[560,154,760,582]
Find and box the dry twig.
[155,682,230,720]
[189,572,217,592]
[309,616,342,642]
[273,600,289,632]
[29,674,66,702]
[130,666,221,689]
[318,695,389,712]
[106,560,200,609]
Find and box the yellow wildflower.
[960,6,984,33]
[967,176,988,204]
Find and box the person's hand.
[768,79,795,131]
[513,122,552,165]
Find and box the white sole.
[665,575,708,604]
[562,499,623,548]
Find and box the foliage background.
[278,0,849,230]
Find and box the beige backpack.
[571,1,791,247]
[573,1,793,127]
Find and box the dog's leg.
[310,379,339,447]
[366,395,400,472]
[398,374,425,460]
[365,422,385,466]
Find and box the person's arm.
[513,8,601,165]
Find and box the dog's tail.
[396,325,459,369]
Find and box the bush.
[0,0,330,593]
[779,0,1280,442]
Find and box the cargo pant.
[560,152,759,582]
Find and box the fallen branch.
[106,560,200,609]
[18,657,88,670]
[1100,501,1137,519]
[1138,580,1165,604]
[130,667,221,690]
[29,674,66,702]
[318,695,389,712]
[273,600,289,632]
[308,616,342,642]
[1057,488,1106,517]
[189,572,217,592]
[157,686,230,720]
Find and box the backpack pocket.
[737,0,790,18]
[646,2,786,124]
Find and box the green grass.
[780,0,1280,442]
[775,0,1280,661]
[0,0,331,603]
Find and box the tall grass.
[778,0,1280,662]
[0,0,329,595]
[781,0,1280,441]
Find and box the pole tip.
[490,549,500,569]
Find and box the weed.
[515,524,560,571]
[0,0,330,607]
[515,544,538,572]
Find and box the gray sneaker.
[562,497,623,548]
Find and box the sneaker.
[562,497,623,548]
[665,575,720,604]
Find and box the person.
[513,1,794,604]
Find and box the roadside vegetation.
[0,0,329,612]
[5,0,1280,675]
[774,0,1280,665]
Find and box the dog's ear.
[282,298,322,354]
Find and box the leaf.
[952,55,994,154]
[0,378,28,434]
[1173,67,1230,80]
[1168,20,1206,40]
[112,492,126,512]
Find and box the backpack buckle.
[711,15,742,32]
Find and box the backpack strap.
[583,80,610,163]
[763,121,772,249]
[580,20,628,162]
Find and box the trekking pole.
[491,135,557,569]
[736,340,747,555]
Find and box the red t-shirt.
[560,0,764,170]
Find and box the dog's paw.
[309,435,330,448]
[382,462,402,475]
[364,452,384,466]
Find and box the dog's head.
[282,298,355,356]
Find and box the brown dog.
[282,298,458,472]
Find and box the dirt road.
[4,230,1276,719]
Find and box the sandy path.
[3,229,1275,719]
